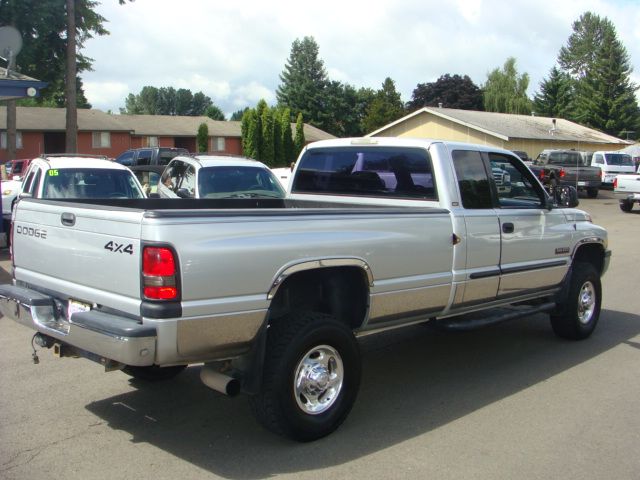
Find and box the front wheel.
[550,263,601,340]
[249,312,361,442]
[620,200,633,212]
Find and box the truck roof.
[307,137,519,156]
[32,156,129,171]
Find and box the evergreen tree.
[281,108,294,164]
[273,109,283,167]
[196,123,209,153]
[483,57,532,114]
[261,107,275,166]
[205,105,225,121]
[407,74,484,111]
[533,66,575,118]
[241,109,259,159]
[276,36,329,130]
[294,113,305,159]
[557,12,639,137]
[175,89,194,115]
[0,0,108,107]
[362,78,405,134]
[230,108,249,121]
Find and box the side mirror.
[176,188,192,199]
[552,185,579,208]
[18,192,32,199]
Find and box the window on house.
[213,137,225,151]
[1,131,23,149]
[92,131,111,148]
[147,136,158,147]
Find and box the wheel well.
[573,243,605,274]
[268,267,369,330]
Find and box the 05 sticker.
[104,241,134,255]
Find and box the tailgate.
[12,199,144,316]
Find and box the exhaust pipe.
[200,366,241,397]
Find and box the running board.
[434,302,557,331]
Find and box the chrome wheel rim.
[578,281,596,325]
[294,345,344,415]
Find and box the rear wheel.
[550,262,601,340]
[586,188,598,199]
[249,311,361,442]
[620,200,633,212]
[122,365,187,381]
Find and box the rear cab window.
[291,146,437,200]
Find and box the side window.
[489,153,544,208]
[179,165,196,197]
[452,150,493,209]
[137,149,153,166]
[116,151,134,166]
[593,154,604,165]
[21,168,36,193]
[28,169,43,197]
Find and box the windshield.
[42,168,145,199]
[604,153,633,166]
[197,166,286,198]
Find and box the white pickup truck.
[614,172,640,212]
[0,138,610,441]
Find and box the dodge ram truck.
[0,137,610,442]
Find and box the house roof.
[368,107,631,145]
[0,107,129,131]
[0,107,336,142]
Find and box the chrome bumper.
[0,284,156,366]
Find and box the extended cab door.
[450,149,571,307]
[487,152,572,297]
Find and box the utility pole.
[65,0,78,153]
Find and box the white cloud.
[82,0,640,113]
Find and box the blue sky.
[82,0,640,117]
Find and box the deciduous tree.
[483,57,532,114]
[407,74,483,111]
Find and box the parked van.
[591,151,635,186]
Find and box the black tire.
[586,188,598,199]
[122,364,187,381]
[249,311,361,442]
[620,200,633,212]
[550,263,601,340]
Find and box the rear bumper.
[0,284,156,366]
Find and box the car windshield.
[197,166,286,198]
[604,153,633,166]
[42,168,145,199]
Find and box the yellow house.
[367,107,631,159]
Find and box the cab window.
[488,153,544,208]
[452,150,493,209]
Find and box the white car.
[158,155,286,199]
[16,155,146,201]
[2,178,23,222]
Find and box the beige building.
[367,107,631,159]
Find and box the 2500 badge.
[104,241,134,255]
[15,225,47,239]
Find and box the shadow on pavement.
[85,309,640,478]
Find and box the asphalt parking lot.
[1,189,639,480]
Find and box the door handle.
[61,212,76,226]
[502,222,514,234]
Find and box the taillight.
[142,246,178,300]
[539,171,545,180]
[614,177,618,189]
[559,169,565,178]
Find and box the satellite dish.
[0,26,23,75]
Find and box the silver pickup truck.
[0,138,610,442]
